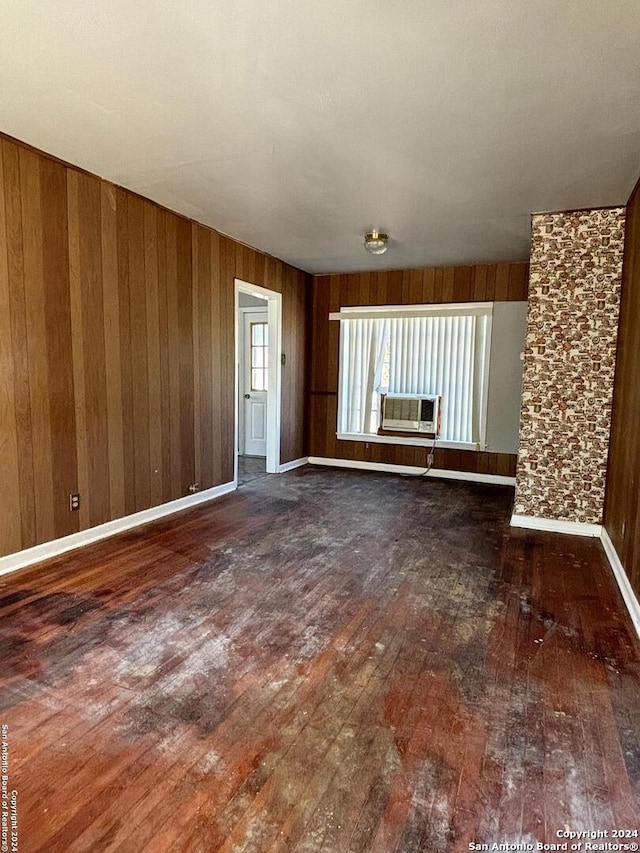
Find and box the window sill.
[336,433,483,451]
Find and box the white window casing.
[334,303,493,450]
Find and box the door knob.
[244,393,251,398]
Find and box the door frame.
[234,279,282,481]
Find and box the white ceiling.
[1,1,639,274]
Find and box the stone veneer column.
[514,207,625,526]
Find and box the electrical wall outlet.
[69,493,80,512]
[427,452,434,467]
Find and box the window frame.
[332,302,493,451]
[249,320,269,391]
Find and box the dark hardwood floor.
[1,467,639,852]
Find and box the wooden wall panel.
[20,147,57,545]
[68,169,110,530]
[40,158,78,538]
[163,211,181,501]
[604,177,640,597]
[309,261,528,474]
[0,132,310,559]
[2,141,36,548]
[0,143,22,555]
[220,236,236,482]
[144,203,162,509]
[192,226,216,490]
[176,216,195,496]
[127,195,151,511]
[207,231,222,487]
[115,188,135,517]
[100,183,125,520]
[155,209,171,505]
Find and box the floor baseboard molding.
[601,528,640,640]
[308,456,515,486]
[0,480,237,578]
[510,514,602,537]
[277,457,309,473]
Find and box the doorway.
[234,279,282,485]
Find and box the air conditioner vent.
[384,397,421,423]
[381,394,440,435]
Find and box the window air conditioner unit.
[381,394,441,436]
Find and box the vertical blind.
[339,311,491,445]
[341,318,375,434]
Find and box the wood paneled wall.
[604,177,640,597]
[309,263,528,475]
[0,135,310,558]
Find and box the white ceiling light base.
[364,230,389,255]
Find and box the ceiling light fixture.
[364,229,389,255]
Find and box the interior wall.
[604,178,640,597]
[485,302,528,454]
[514,207,626,525]
[239,292,267,308]
[0,134,310,558]
[309,262,529,475]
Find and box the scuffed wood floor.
[1,467,639,852]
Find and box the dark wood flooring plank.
[0,469,638,853]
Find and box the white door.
[243,311,268,456]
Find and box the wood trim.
[277,456,309,473]
[510,514,602,537]
[603,174,640,600]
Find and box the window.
[250,322,269,391]
[334,303,493,449]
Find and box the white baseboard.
[601,528,640,640]
[425,468,515,486]
[510,514,602,537]
[308,456,515,486]
[277,457,309,473]
[0,480,237,578]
